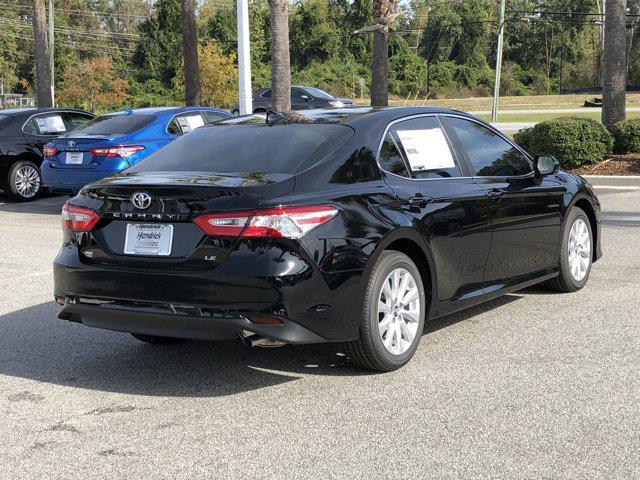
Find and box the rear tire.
[131,333,183,345]
[544,207,593,293]
[7,160,42,202]
[346,251,426,372]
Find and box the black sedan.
[54,107,601,372]
[0,108,95,201]
[230,86,354,115]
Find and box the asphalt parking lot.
[0,189,638,479]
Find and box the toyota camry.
[53,107,601,372]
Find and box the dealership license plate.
[65,152,84,164]
[124,224,174,256]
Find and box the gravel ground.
[0,189,638,479]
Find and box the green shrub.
[513,127,534,152]
[611,119,640,154]
[519,117,613,169]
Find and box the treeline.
[2,0,640,111]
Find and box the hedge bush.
[612,119,640,154]
[513,117,613,169]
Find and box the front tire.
[7,160,42,202]
[545,207,593,292]
[346,251,426,372]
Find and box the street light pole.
[491,0,506,123]
[236,0,252,115]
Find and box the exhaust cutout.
[240,331,286,348]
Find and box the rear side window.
[127,123,354,175]
[447,117,532,177]
[71,114,155,136]
[379,133,410,177]
[167,113,205,136]
[24,114,67,135]
[383,116,460,179]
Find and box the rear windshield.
[127,123,354,175]
[71,114,155,135]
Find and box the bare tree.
[602,0,628,129]
[355,0,398,107]
[268,0,291,111]
[181,0,201,106]
[32,0,53,107]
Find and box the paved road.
[1,190,639,479]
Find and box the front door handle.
[409,195,434,206]
[487,189,507,199]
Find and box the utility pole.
[48,0,54,105]
[491,0,506,123]
[237,0,252,114]
[32,0,53,107]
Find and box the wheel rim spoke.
[568,218,591,282]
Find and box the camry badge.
[68,140,76,148]
[131,192,153,210]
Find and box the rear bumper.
[54,244,366,343]
[41,163,115,194]
[58,301,325,344]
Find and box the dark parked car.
[230,86,354,115]
[0,108,95,201]
[54,107,601,372]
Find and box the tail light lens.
[90,145,145,158]
[195,205,338,239]
[61,203,100,231]
[43,145,57,156]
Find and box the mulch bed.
[571,154,640,176]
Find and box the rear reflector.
[43,145,57,157]
[195,205,338,239]
[61,203,100,231]
[55,297,65,306]
[90,145,145,158]
[247,315,284,325]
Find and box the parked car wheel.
[346,251,426,372]
[231,109,240,116]
[545,207,593,292]
[131,333,183,344]
[7,160,42,202]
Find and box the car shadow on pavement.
[0,193,66,215]
[0,295,523,397]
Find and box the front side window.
[24,114,67,135]
[202,111,228,124]
[261,89,271,98]
[384,116,460,179]
[447,117,532,177]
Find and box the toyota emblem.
[131,192,152,210]
[68,140,76,148]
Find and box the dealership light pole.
[237,0,252,115]
[491,0,506,123]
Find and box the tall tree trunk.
[602,0,627,129]
[371,31,388,107]
[268,0,291,111]
[32,0,53,107]
[181,0,201,106]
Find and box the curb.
[583,175,640,188]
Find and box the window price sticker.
[177,114,205,133]
[397,128,455,171]
[36,115,66,134]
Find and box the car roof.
[102,106,229,117]
[0,107,92,117]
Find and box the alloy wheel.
[377,267,421,355]
[14,164,41,199]
[568,218,591,282]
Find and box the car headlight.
[328,100,344,108]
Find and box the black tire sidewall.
[8,160,42,202]
[560,209,593,290]
[365,252,426,368]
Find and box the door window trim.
[440,113,536,180]
[375,113,472,181]
[21,110,94,136]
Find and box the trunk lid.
[74,171,295,270]
[49,135,124,169]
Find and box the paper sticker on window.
[35,115,66,134]
[177,114,205,133]
[396,128,455,171]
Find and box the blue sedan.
[41,106,231,194]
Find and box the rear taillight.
[90,145,145,158]
[61,203,100,231]
[195,205,338,239]
[43,145,57,156]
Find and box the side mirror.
[535,155,559,176]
